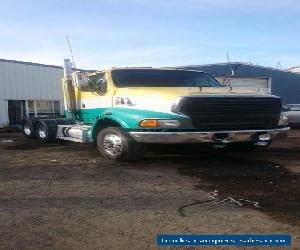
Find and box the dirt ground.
[0,131,300,250]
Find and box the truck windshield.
[112,69,221,87]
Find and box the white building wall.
[0,59,64,127]
[0,60,63,100]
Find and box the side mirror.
[72,71,89,89]
[98,78,107,93]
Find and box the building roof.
[0,58,63,69]
[286,65,300,70]
[180,62,297,74]
[286,65,300,73]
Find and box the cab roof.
[87,67,206,76]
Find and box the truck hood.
[114,87,271,114]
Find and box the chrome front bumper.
[129,127,289,144]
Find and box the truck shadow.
[145,146,300,227]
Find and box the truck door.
[78,72,112,123]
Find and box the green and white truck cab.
[22,59,289,161]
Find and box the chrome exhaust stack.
[63,59,77,119]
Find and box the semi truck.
[21,59,289,161]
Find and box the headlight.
[139,119,181,128]
[114,97,136,106]
[279,112,289,126]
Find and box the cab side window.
[88,73,107,94]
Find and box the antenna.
[66,35,77,69]
[223,52,233,87]
[276,61,282,69]
[227,51,234,76]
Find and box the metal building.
[0,59,64,127]
[286,66,300,73]
[180,62,300,104]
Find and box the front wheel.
[96,127,144,161]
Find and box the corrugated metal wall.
[0,59,64,126]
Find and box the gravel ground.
[0,131,300,250]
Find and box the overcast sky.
[1,0,300,69]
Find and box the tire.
[22,118,37,139]
[96,127,144,161]
[36,120,57,142]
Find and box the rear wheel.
[36,121,57,142]
[37,122,47,140]
[22,118,36,139]
[96,127,144,161]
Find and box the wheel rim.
[38,124,47,139]
[24,123,31,135]
[103,134,123,156]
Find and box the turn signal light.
[139,119,161,127]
